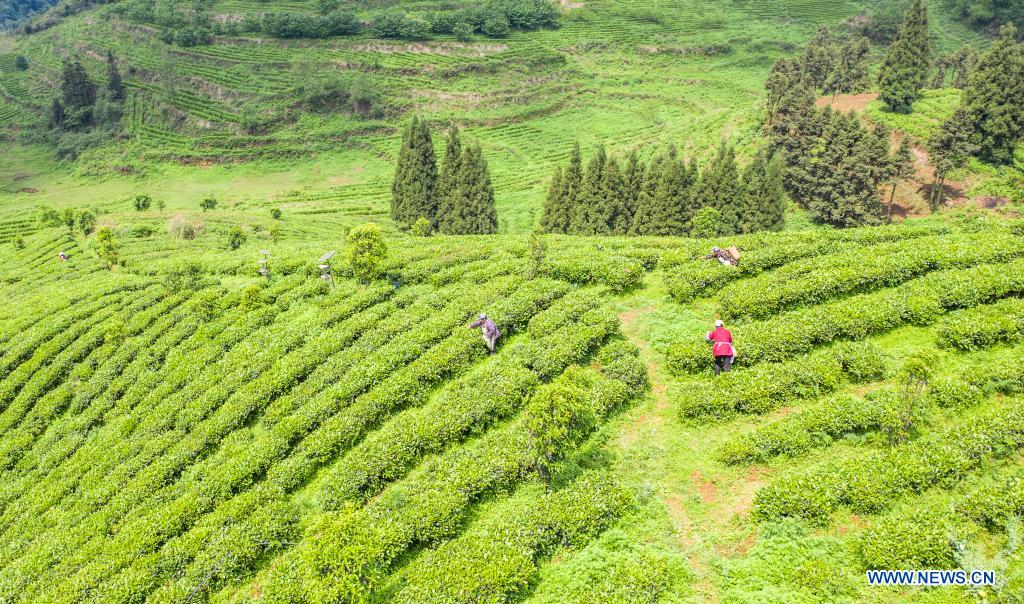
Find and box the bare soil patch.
[815,92,878,112]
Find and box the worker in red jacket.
[706,319,735,375]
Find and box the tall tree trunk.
[936,176,946,210]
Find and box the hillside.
[4,0,1024,602]
[4,206,1024,602]
[0,0,990,234]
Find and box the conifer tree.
[629,154,666,236]
[106,51,124,102]
[571,145,606,234]
[697,143,742,235]
[886,138,916,222]
[824,38,870,99]
[961,23,1024,164]
[48,98,65,129]
[60,59,96,129]
[440,144,498,235]
[435,125,463,232]
[931,53,951,89]
[801,27,836,90]
[929,107,975,211]
[390,116,437,226]
[951,46,978,88]
[599,156,631,235]
[538,165,568,233]
[562,143,583,227]
[739,150,786,233]
[877,0,931,112]
[622,151,643,228]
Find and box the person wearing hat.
[703,246,738,266]
[706,319,735,374]
[469,313,501,354]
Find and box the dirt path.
[815,92,878,112]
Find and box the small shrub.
[345,223,388,283]
[270,207,282,220]
[482,14,511,37]
[161,261,204,292]
[14,55,28,71]
[13,236,25,250]
[239,284,265,309]
[860,508,956,569]
[200,195,218,211]
[410,217,432,237]
[133,194,152,211]
[78,210,97,235]
[690,206,721,238]
[453,22,474,41]
[226,226,247,250]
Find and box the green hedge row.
[393,473,632,604]
[526,287,601,338]
[667,258,1024,374]
[937,297,1024,350]
[753,402,1024,525]
[930,346,1024,408]
[718,233,1024,321]
[718,389,899,464]
[518,307,621,380]
[672,341,888,420]
[34,279,560,601]
[260,357,640,603]
[542,248,645,292]
[859,508,956,570]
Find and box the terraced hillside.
[0,0,988,231]
[3,204,1024,601]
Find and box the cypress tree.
[697,143,742,235]
[931,53,951,89]
[951,46,978,89]
[962,23,1024,164]
[929,107,976,211]
[801,27,836,90]
[571,145,606,235]
[887,138,916,222]
[436,126,463,232]
[877,0,931,112]
[390,116,437,226]
[539,165,568,233]
[600,157,631,235]
[622,151,643,230]
[824,37,870,100]
[106,51,124,102]
[629,154,666,236]
[440,144,498,235]
[60,59,96,128]
[562,143,583,228]
[48,98,65,129]
[739,150,786,233]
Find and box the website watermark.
[866,570,997,587]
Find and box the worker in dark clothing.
[706,319,735,375]
[469,313,501,354]
[58,251,68,262]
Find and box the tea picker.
[469,313,501,354]
[706,319,735,375]
[703,246,740,267]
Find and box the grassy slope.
[0,0,988,237]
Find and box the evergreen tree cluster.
[390,119,498,235]
[50,53,124,132]
[931,47,978,89]
[960,23,1024,164]
[539,142,785,237]
[767,69,901,227]
[877,0,931,112]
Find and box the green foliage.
[391,116,437,227]
[132,194,151,212]
[860,508,956,569]
[410,216,432,237]
[226,226,247,250]
[199,195,217,211]
[239,284,265,309]
[667,256,1024,372]
[345,223,388,283]
[962,23,1024,164]
[438,143,498,235]
[696,142,742,235]
[753,403,1024,525]
[949,0,1024,32]
[14,55,28,71]
[160,260,204,292]
[77,210,96,235]
[877,0,931,112]
[672,341,888,420]
[60,59,96,130]
[688,206,720,238]
[94,226,117,268]
[937,297,1024,350]
[929,107,977,210]
[270,207,282,220]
